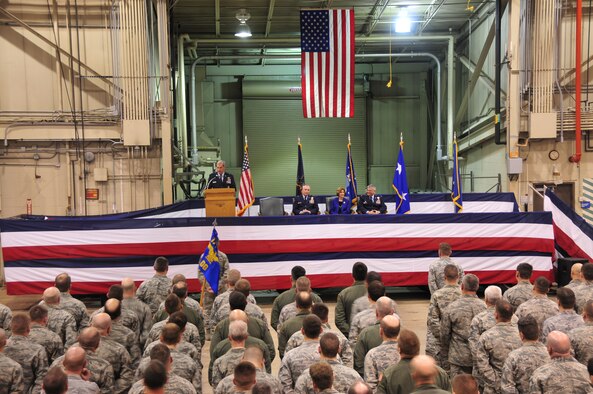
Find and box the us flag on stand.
[237,142,254,216]
[300,9,355,118]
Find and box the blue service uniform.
[292,194,320,215]
[357,194,387,214]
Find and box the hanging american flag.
[237,141,255,216]
[300,9,355,118]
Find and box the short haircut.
[252,381,272,394]
[104,299,122,320]
[302,315,323,339]
[495,299,514,322]
[42,366,68,394]
[149,343,171,364]
[160,323,181,345]
[585,300,593,319]
[534,276,550,293]
[227,269,241,286]
[229,291,248,311]
[366,271,382,283]
[439,242,452,255]
[367,281,386,301]
[319,332,340,358]
[144,360,168,389]
[11,313,30,335]
[352,262,368,281]
[348,381,373,394]
[164,294,181,314]
[484,285,502,303]
[517,263,533,280]
[291,266,306,281]
[312,303,329,322]
[451,374,479,394]
[398,329,420,356]
[444,264,459,280]
[380,316,401,339]
[296,291,313,310]
[229,320,249,341]
[296,276,312,292]
[54,273,71,293]
[78,327,101,350]
[29,304,48,322]
[462,274,479,292]
[588,357,593,377]
[234,361,257,388]
[153,256,169,273]
[557,287,576,309]
[235,279,251,297]
[107,284,124,300]
[310,362,334,391]
[171,274,186,285]
[582,263,593,281]
[63,348,86,372]
[172,282,188,299]
[517,316,539,341]
[168,311,187,330]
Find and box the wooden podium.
[205,188,236,217]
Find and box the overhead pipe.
[570,0,583,163]
[494,0,504,145]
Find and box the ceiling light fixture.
[395,8,412,34]
[235,9,252,38]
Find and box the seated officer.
[357,185,387,214]
[292,184,319,215]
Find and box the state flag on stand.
[198,228,221,294]
[237,141,254,216]
[300,9,355,118]
[345,141,358,205]
[392,140,410,214]
[452,136,463,213]
[296,142,305,195]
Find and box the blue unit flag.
[198,228,221,294]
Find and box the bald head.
[376,296,394,319]
[54,273,71,293]
[104,298,122,321]
[43,287,61,305]
[547,331,572,357]
[229,309,249,324]
[410,355,438,386]
[380,315,401,340]
[78,327,101,351]
[121,278,135,294]
[572,263,583,280]
[63,346,86,373]
[91,313,112,335]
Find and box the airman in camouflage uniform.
[144,339,201,368]
[542,287,584,341]
[135,348,201,391]
[271,269,322,331]
[215,347,282,394]
[213,301,266,329]
[28,305,64,365]
[210,320,249,387]
[349,281,390,347]
[568,299,593,365]
[128,373,197,394]
[278,293,314,358]
[103,299,141,367]
[563,262,583,291]
[502,263,534,311]
[136,256,172,314]
[211,336,272,374]
[335,263,368,336]
[90,306,139,337]
[0,328,24,394]
[363,315,401,391]
[350,296,371,322]
[209,271,257,333]
[428,243,464,295]
[575,263,593,313]
[473,300,522,394]
[4,314,48,394]
[42,287,78,347]
[121,277,154,346]
[529,331,593,393]
[285,323,353,368]
[426,264,462,366]
[0,303,13,337]
[440,274,486,377]
[295,359,362,394]
[54,273,90,330]
[353,297,394,376]
[147,313,202,355]
[515,277,559,340]
[500,316,550,394]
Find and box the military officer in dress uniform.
[357,185,387,214]
[207,160,236,189]
[292,185,319,215]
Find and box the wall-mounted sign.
[85,189,99,200]
[581,201,591,209]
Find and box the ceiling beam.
[362,0,390,36]
[215,0,220,37]
[418,0,447,34]
[264,0,276,38]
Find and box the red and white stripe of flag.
[237,148,255,216]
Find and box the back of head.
[229,309,249,324]
[309,362,334,391]
[410,355,437,385]
[154,256,169,273]
[352,262,368,281]
[107,284,124,301]
[517,315,539,340]
[462,274,479,292]
[11,313,30,336]
[584,300,593,320]
[572,263,583,277]
[557,287,576,309]
[78,327,101,351]
[348,381,373,394]
[484,285,502,304]
[91,313,112,334]
[380,315,401,339]
[242,346,264,367]
[312,303,329,322]
[517,263,533,280]
[439,242,452,256]
[29,304,48,323]
[235,279,251,297]
[0,329,6,349]
[452,374,479,394]
[227,269,241,286]
[495,299,513,322]
[295,276,312,292]
[104,298,122,320]
[164,294,181,315]
[291,266,306,281]
[121,278,135,293]
[144,360,168,390]
[367,281,386,301]
[63,346,86,372]
[252,381,272,394]
[588,358,593,377]
[582,263,593,281]
[229,320,249,342]
[54,273,71,293]
[43,287,61,305]
[171,274,186,286]
[398,329,420,357]
[149,343,171,364]
[160,323,182,346]
[296,291,313,310]
[534,276,550,294]
[366,271,382,284]
[233,361,257,389]
[168,311,187,330]
[319,332,340,358]
[376,296,394,318]
[229,291,248,311]
[302,315,322,339]
[43,366,68,394]
[444,264,459,281]
[172,282,188,300]
[547,330,571,355]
